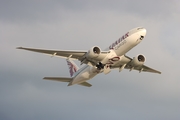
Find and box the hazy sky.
[0,0,180,120]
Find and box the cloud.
[0,0,178,24]
[0,0,180,120]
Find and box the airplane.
[17,27,161,87]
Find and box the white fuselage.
[69,27,147,86]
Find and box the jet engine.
[86,46,101,59]
[130,54,145,67]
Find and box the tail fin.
[66,59,79,77]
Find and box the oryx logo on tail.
[66,59,79,77]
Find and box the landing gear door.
[103,65,111,74]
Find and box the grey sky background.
[0,0,180,120]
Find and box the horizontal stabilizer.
[43,77,92,87]
[78,82,92,87]
[43,77,73,82]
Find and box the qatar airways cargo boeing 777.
[17,27,161,87]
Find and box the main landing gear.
[96,62,105,70]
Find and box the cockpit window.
[137,27,143,30]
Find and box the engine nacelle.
[86,46,101,59]
[130,54,146,67]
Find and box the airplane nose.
[141,28,146,36]
[139,29,146,40]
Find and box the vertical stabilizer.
[66,59,79,77]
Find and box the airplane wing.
[17,47,108,65]
[125,64,161,74]
[17,47,86,59]
[111,55,161,74]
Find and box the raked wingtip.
[16,47,23,49]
